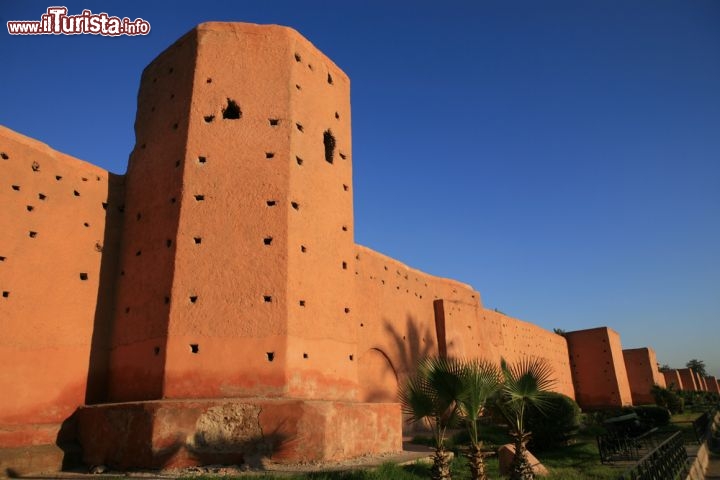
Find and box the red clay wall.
[0,127,123,447]
[698,373,708,392]
[678,368,698,391]
[353,246,470,402]
[622,348,666,405]
[707,376,720,394]
[565,327,633,408]
[352,245,576,402]
[662,370,684,390]
[437,301,574,398]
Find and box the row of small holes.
[2,153,102,182]
[186,346,352,361]
[9,185,96,199]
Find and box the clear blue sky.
[2,1,718,378]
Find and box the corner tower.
[109,23,357,401]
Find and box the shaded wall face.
[566,328,633,408]
[623,348,664,405]
[678,368,698,391]
[662,370,683,390]
[107,30,198,402]
[697,372,708,392]
[0,127,122,445]
[707,376,720,394]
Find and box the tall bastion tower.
[93,22,388,467]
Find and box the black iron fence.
[692,405,718,444]
[617,431,687,480]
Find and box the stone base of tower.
[77,398,401,470]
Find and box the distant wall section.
[353,245,575,403]
[678,368,698,392]
[663,370,683,390]
[623,347,665,405]
[565,327,632,408]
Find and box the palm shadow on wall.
[384,313,438,378]
[359,314,437,404]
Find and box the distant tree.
[553,328,566,337]
[659,364,671,373]
[686,359,707,377]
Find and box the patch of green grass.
[670,411,704,423]
[537,436,618,479]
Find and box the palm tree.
[456,359,501,480]
[399,356,465,480]
[496,357,555,480]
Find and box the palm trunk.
[431,445,451,480]
[509,431,534,480]
[466,442,490,480]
